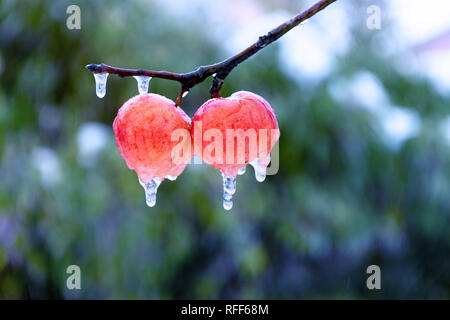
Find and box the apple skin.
[113,94,191,183]
[192,91,280,177]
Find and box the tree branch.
[86,0,337,104]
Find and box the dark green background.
[0,0,448,299]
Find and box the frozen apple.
[113,93,191,207]
[191,91,280,210]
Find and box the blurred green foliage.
[0,0,449,299]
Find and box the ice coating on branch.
[94,72,108,98]
[139,177,161,207]
[249,155,271,182]
[238,166,246,175]
[134,76,151,95]
[222,174,236,211]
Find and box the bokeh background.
[0,0,449,299]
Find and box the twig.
[86,0,337,105]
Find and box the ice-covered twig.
[86,0,337,104]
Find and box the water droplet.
[238,166,246,175]
[182,90,189,98]
[212,73,217,77]
[222,174,236,211]
[165,175,177,181]
[94,72,108,98]
[250,155,270,182]
[223,197,233,210]
[139,177,161,207]
[134,76,151,94]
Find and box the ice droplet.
[134,76,151,94]
[250,155,270,182]
[238,166,246,175]
[94,72,108,98]
[165,175,177,181]
[223,194,233,210]
[222,174,236,211]
[139,177,161,207]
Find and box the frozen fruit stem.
[86,0,337,102]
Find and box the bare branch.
[86,0,337,104]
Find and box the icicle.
[249,155,270,182]
[139,177,161,207]
[222,174,236,211]
[165,175,177,181]
[223,192,233,210]
[134,76,151,95]
[249,159,266,182]
[94,72,108,98]
[238,166,246,175]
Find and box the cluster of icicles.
[222,156,270,210]
[138,175,177,207]
[93,72,271,210]
[137,160,270,210]
[94,72,152,97]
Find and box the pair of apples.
[113,91,280,209]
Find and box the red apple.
[191,91,279,178]
[113,94,191,183]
